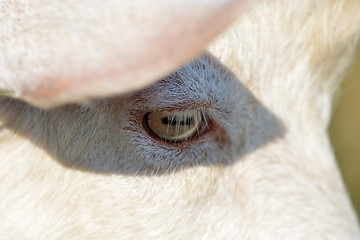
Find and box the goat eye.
[145,110,203,142]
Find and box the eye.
[144,110,204,142]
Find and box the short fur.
[0,0,360,239]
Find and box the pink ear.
[0,0,251,108]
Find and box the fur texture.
[1,0,360,239]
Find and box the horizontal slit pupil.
[161,117,194,126]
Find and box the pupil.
[161,117,194,126]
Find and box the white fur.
[1,0,360,239]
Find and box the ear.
[0,0,251,108]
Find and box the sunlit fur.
[1,0,360,239]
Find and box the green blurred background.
[330,43,360,220]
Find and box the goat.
[0,0,360,239]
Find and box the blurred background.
[330,43,360,219]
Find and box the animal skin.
[1,0,360,239]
